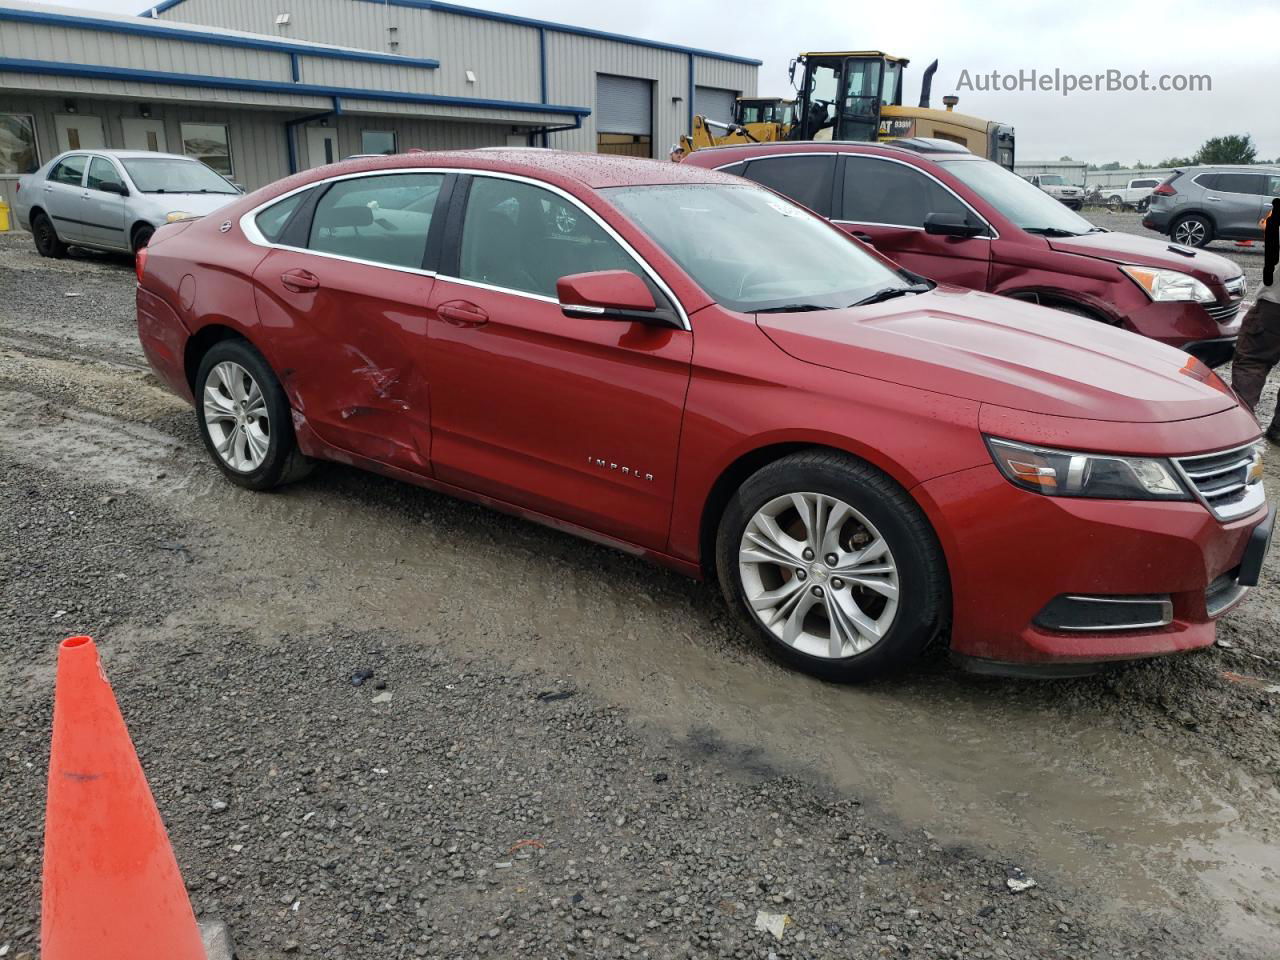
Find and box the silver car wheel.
[203,360,270,473]
[738,492,899,660]
[1174,219,1206,246]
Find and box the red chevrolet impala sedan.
[136,150,1273,680]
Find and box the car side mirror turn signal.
[557,270,672,325]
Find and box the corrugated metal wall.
[149,0,761,152]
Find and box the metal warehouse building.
[0,0,759,209]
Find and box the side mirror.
[557,270,660,322]
[924,212,985,238]
[101,181,128,196]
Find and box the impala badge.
[588,455,653,482]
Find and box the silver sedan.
[14,149,243,257]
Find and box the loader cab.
[790,52,907,142]
[734,98,796,127]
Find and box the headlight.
[986,437,1191,500]
[1120,266,1215,303]
[165,211,196,223]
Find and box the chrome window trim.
[240,166,691,330]
[714,152,999,239]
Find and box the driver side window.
[458,177,641,298]
[842,157,979,231]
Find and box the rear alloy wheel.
[195,339,313,490]
[1172,214,1212,248]
[32,212,68,259]
[1108,195,1124,208]
[716,451,948,681]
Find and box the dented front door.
[251,247,434,474]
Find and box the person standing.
[1232,197,1280,442]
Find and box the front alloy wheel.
[738,492,899,659]
[203,360,271,473]
[716,450,948,682]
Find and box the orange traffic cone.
[41,635,206,960]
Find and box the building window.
[180,122,233,177]
[361,130,397,155]
[0,113,39,176]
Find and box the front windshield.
[1039,175,1066,185]
[940,159,1096,235]
[121,157,239,194]
[604,183,910,313]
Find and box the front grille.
[1173,443,1265,520]
[1206,301,1241,324]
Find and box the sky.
[27,0,1280,165]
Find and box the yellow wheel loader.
[676,52,1014,170]
[789,51,1015,168]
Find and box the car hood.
[756,287,1239,423]
[137,192,240,218]
[1047,230,1241,282]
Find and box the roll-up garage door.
[596,74,653,156]
[694,86,738,125]
[596,74,652,134]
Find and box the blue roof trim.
[0,57,590,117]
[141,0,762,67]
[1,7,439,69]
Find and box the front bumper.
[917,462,1270,668]
[1123,297,1244,365]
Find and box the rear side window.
[86,157,124,193]
[842,156,975,229]
[1214,173,1267,196]
[307,173,444,269]
[255,189,311,243]
[1193,173,1220,191]
[458,176,640,298]
[49,155,87,186]
[716,161,747,178]
[741,155,836,217]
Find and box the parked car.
[1143,165,1280,248]
[682,139,1249,367]
[1103,176,1162,211]
[14,149,242,257]
[136,150,1271,680]
[1022,173,1084,209]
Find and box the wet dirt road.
[2,219,1279,957]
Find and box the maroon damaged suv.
[682,139,1249,367]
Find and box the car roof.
[1182,164,1280,173]
[51,149,200,161]
[280,148,741,192]
[679,139,976,168]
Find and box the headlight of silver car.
[1119,266,1215,304]
[986,437,1191,500]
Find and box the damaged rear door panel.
[247,171,450,473]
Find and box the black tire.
[1136,197,1149,213]
[715,450,949,682]
[131,223,155,254]
[194,338,314,491]
[1108,195,1123,208]
[32,211,68,259]
[1171,214,1213,248]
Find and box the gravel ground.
[1,219,1279,959]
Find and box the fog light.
[1033,594,1173,632]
